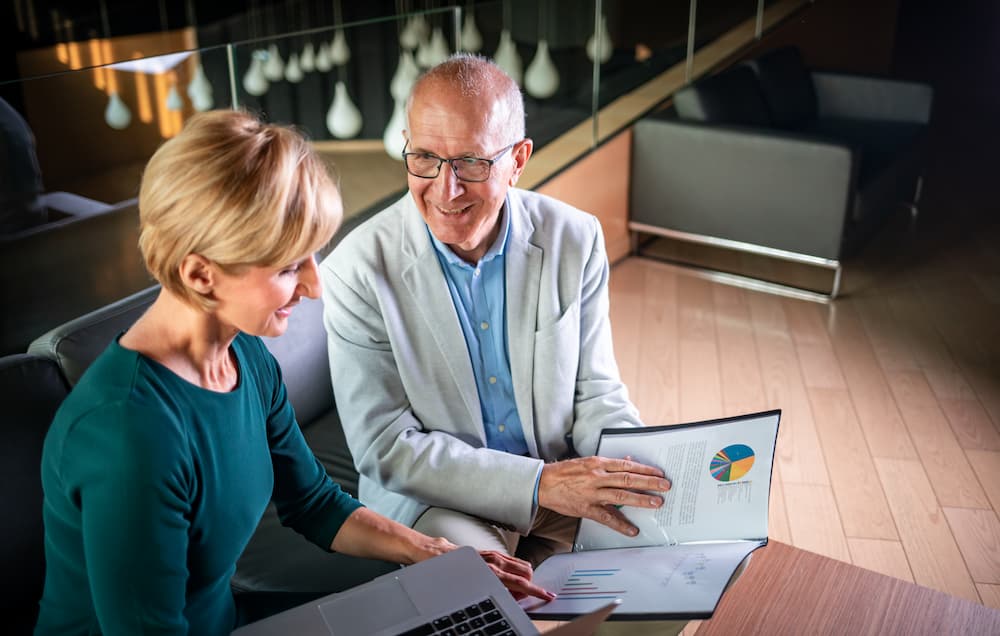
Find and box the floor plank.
[847,538,914,582]
[782,483,851,562]
[874,458,980,602]
[943,507,1000,584]
[809,387,898,540]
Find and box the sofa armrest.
[630,118,856,261]
[811,72,933,124]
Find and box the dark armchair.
[629,46,933,298]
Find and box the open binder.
[521,410,781,621]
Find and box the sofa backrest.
[28,285,159,386]
[673,65,772,127]
[0,353,69,633]
[743,46,818,130]
[28,285,336,431]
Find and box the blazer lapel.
[399,201,483,434]
[504,193,542,456]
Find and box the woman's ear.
[179,254,215,296]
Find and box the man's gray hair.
[405,53,526,143]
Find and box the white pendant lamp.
[525,1,559,99]
[183,2,213,111]
[427,27,450,66]
[382,98,407,159]
[329,30,350,65]
[415,30,434,68]
[315,42,333,72]
[300,42,316,72]
[187,62,214,111]
[390,50,420,102]
[326,81,363,138]
[399,16,420,51]
[104,91,132,129]
[284,52,304,82]
[525,40,559,98]
[461,10,482,52]
[166,82,184,110]
[494,30,522,86]
[263,43,284,81]
[243,51,269,96]
[586,14,613,64]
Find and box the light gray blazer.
[320,188,641,533]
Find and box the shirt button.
[480,321,489,330]
[474,268,481,277]
[489,376,497,384]
[498,424,506,432]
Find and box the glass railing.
[0,0,809,355]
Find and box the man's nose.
[434,162,466,200]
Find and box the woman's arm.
[332,508,554,601]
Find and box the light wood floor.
[607,208,1000,610]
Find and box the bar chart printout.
[523,541,763,619]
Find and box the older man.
[320,54,670,564]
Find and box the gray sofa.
[629,46,933,298]
[4,284,398,632]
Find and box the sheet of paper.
[521,541,763,619]
[576,411,779,550]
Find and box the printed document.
[522,410,780,620]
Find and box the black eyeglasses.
[401,141,519,182]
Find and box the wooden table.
[695,540,1000,635]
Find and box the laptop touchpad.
[318,578,419,635]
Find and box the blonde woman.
[35,110,551,635]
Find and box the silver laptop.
[232,546,619,636]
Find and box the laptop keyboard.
[397,598,516,636]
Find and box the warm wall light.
[136,70,153,123]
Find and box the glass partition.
[1,0,813,355]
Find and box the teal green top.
[35,333,363,635]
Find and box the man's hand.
[477,551,555,602]
[537,456,671,536]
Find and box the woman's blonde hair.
[138,109,342,310]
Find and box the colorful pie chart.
[710,444,755,481]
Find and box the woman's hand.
[477,550,555,602]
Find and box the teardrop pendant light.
[586,14,613,64]
[315,42,333,72]
[184,1,213,111]
[104,91,132,129]
[263,43,284,81]
[390,50,420,102]
[285,52,304,82]
[166,82,184,110]
[243,52,269,96]
[524,2,559,99]
[329,30,350,66]
[382,98,407,159]
[187,62,214,111]
[300,42,316,72]
[326,81,363,138]
[461,6,482,52]
[494,30,522,85]
[427,26,449,67]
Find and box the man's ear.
[508,138,534,187]
[179,254,216,296]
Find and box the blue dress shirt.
[428,202,529,456]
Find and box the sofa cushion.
[673,65,772,127]
[0,354,69,633]
[805,118,926,187]
[745,46,818,130]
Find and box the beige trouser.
[412,506,578,567]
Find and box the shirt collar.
[428,198,511,268]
